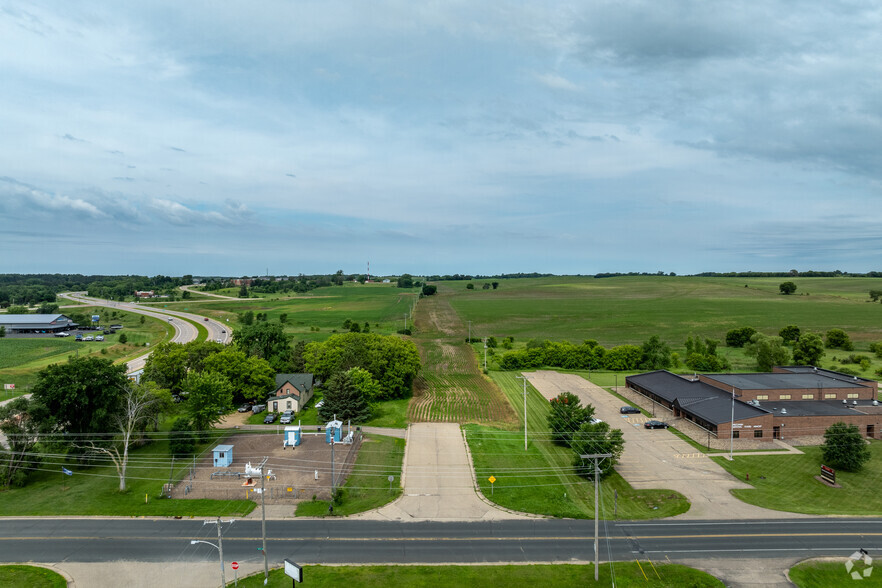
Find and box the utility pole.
[730,387,735,460]
[201,517,234,588]
[580,453,612,582]
[468,321,471,342]
[516,375,528,450]
[483,337,487,370]
[259,456,269,584]
[404,313,407,331]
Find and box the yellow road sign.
[488,476,496,484]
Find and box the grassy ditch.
[233,562,723,587]
[295,433,405,516]
[789,559,880,587]
[711,442,882,515]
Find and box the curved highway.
[58,292,233,373]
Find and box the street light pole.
[192,517,234,588]
[259,456,269,584]
[730,387,735,460]
[516,375,528,450]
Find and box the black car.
[263,413,277,424]
[620,406,641,414]
[644,420,669,429]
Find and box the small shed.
[212,444,234,467]
[284,425,301,448]
[325,419,342,444]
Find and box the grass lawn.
[462,372,688,519]
[0,431,254,517]
[443,275,882,375]
[296,433,405,516]
[0,565,66,588]
[234,562,723,587]
[175,283,418,343]
[711,442,882,515]
[789,559,879,587]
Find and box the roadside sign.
[821,464,836,485]
[61,467,73,476]
[231,562,239,570]
[488,476,496,484]
[3,384,14,390]
[284,559,302,583]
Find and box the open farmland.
[443,276,882,374]
[163,283,418,343]
[408,294,516,425]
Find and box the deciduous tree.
[202,349,275,403]
[0,397,46,487]
[639,335,672,370]
[793,332,825,366]
[547,392,594,447]
[183,371,233,432]
[233,322,294,372]
[779,281,797,295]
[825,328,854,350]
[821,422,870,472]
[571,422,625,480]
[779,325,800,344]
[744,333,791,371]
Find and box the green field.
[234,562,723,587]
[463,372,688,519]
[296,433,405,516]
[789,559,880,587]
[441,275,882,376]
[711,442,882,515]
[170,283,418,343]
[0,565,66,588]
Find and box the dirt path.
[524,371,808,520]
[407,294,515,425]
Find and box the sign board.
[821,464,836,485]
[284,559,302,583]
[91,315,100,322]
[3,384,14,390]
[488,476,496,484]
[231,562,239,570]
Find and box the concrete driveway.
[356,423,531,521]
[523,371,807,520]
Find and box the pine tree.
[317,372,372,423]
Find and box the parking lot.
[523,370,806,520]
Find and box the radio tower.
[367,261,370,283]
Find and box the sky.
[2,1,881,277]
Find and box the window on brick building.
[754,429,763,438]
[802,394,814,399]
[848,393,859,399]
[756,394,769,400]
[732,430,740,439]
[825,393,837,399]
[780,394,791,400]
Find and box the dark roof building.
[0,314,76,333]
[626,368,882,442]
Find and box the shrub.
[118,333,128,344]
[825,328,854,350]
[725,327,756,348]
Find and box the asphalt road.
[0,517,879,565]
[59,292,231,373]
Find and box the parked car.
[54,332,70,337]
[252,404,266,414]
[75,334,83,341]
[620,406,641,414]
[263,413,277,424]
[644,420,669,429]
[203,317,209,321]
[589,417,604,425]
[95,335,104,341]
[279,410,294,424]
[237,403,253,413]
[103,329,111,334]
[84,336,94,341]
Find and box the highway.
[59,292,231,373]
[0,517,879,565]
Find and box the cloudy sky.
[2,1,881,276]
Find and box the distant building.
[627,367,881,442]
[134,290,155,298]
[231,278,253,287]
[0,314,76,334]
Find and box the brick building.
[626,367,882,442]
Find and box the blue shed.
[325,420,342,443]
[212,444,234,467]
[284,425,301,448]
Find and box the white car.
[84,336,94,341]
[95,335,104,341]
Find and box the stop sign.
[231,562,239,570]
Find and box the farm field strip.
[408,295,516,425]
